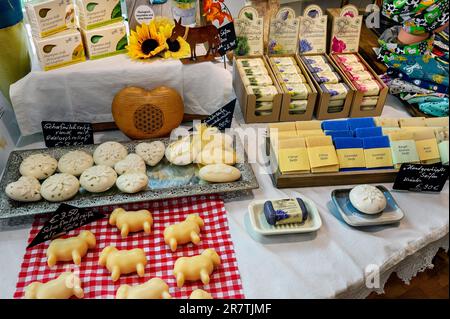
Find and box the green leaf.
[43,45,56,53]
[111,2,122,19]
[39,8,51,18]
[116,35,128,51]
[91,35,103,44]
[86,2,98,12]
[244,12,253,21]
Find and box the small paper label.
[337,148,366,168]
[391,140,420,165]
[364,147,393,168]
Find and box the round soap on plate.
[349,185,387,215]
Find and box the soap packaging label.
[416,138,440,163]
[390,140,420,166]
[81,22,128,59]
[364,147,393,169]
[76,0,123,30]
[393,163,449,193]
[123,0,172,31]
[299,5,327,54]
[33,29,86,71]
[278,137,310,174]
[25,0,75,38]
[268,7,299,55]
[329,5,362,54]
[235,7,264,56]
[28,204,105,248]
[336,148,365,169]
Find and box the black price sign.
[217,22,237,56]
[42,121,94,148]
[203,99,236,131]
[28,204,105,248]
[393,163,449,193]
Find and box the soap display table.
[10,50,234,136]
[0,99,448,299]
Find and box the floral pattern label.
[330,5,362,53]
[268,7,300,55]
[235,7,264,56]
[299,5,327,54]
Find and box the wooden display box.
[299,54,355,120]
[232,56,283,123]
[330,52,388,118]
[267,137,398,188]
[266,54,318,122]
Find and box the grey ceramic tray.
[0,138,259,219]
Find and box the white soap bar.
[349,185,387,215]
[199,164,241,183]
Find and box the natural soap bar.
[306,136,339,173]
[76,0,123,30]
[25,0,74,38]
[363,136,393,169]
[81,22,127,59]
[388,130,420,168]
[334,137,366,169]
[33,29,86,71]
[263,198,309,226]
[278,138,310,174]
[414,129,441,164]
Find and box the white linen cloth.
[10,53,234,136]
[0,91,448,299]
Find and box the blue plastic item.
[0,0,23,29]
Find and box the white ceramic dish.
[331,185,404,227]
[248,196,322,235]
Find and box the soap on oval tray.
[199,164,241,183]
[349,185,387,215]
[263,198,309,226]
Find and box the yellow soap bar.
[425,117,449,128]
[337,149,366,169]
[269,122,297,132]
[374,117,400,128]
[296,121,322,131]
[306,136,339,172]
[399,117,426,127]
[279,148,310,174]
[414,128,440,163]
[297,130,325,137]
[364,148,393,168]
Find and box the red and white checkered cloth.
[14,195,244,299]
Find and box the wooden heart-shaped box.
[112,86,184,140]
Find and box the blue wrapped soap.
[355,127,383,138]
[347,118,375,130]
[263,198,309,226]
[322,120,349,131]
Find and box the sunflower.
[164,36,191,59]
[126,22,168,60]
[153,16,175,38]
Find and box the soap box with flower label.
[33,28,86,71]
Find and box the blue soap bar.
[334,137,364,149]
[322,120,349,131]
[263,198,308,226]
[347,118,375,130]
[355,127,383,138]
[363,136,391,149]
[326,130,354,139]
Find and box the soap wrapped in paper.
[348,70,373,82]
[336,54,360,64]
[239,66,268,77]
[237,58,265,68]
[321,83,349,100]
[355,79,381,96]
[242,75,273,87]
[342,62,366,72]
[276,64,302,75]
[263,198,309,226]
[302,55,327,65]
[270,57,296,66]
[248,86,278,102]
[283,83,311,100]
[255,101,273,111]
[307,63,333,73]
[314,71,341,84]
[277,73,306,84]
[289,100,308,114]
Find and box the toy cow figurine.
[173,248,221,287]
[99,246,147,282]
[24,272,84,299]
[109,208,153,238]
[46,230,96,267]
[116,278,172,299]
[164,214,204,252]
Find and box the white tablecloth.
[10,52,234,136]
[0,99,448,299]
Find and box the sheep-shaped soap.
[190,289,213,299]
[99,246,147,282]
[46,230,96,267]
[164,214,204,252]
[109,208,153,238]
[116,278,172,299]
[24,272,84,299]
[173,248,221,287]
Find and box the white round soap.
[349,185,387,215]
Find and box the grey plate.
[331,185,404,227]
[0,138,259,219]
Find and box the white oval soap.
[349,185,387,215]
[199,164,241,183]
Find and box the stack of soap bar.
[363,136,393,169]
[263,198,309,226]
[296,121,324,137]
[237,58,278,117]
[270,57,312,115]
[374,117,401,134]
[334,137,366,170]
[306,136,339,173]
[277,138,311,174]
[399,117,426,129]
[322,120,351,139]
[301,55,349,113]
[333,54,381,110]
[347,118,376,131]
[387,130,420,168]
